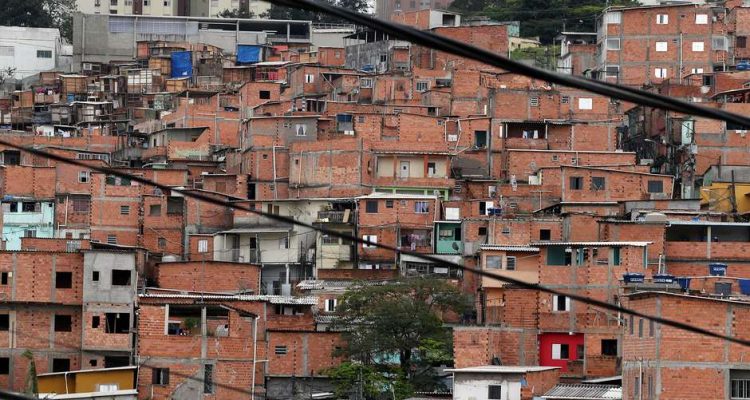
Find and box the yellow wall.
[700,182,750,214]
[39,369,136,394]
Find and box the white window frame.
[605,65,620,78]
[279,237,289,249]
[414,201,429,214]
[552,343,569,360]
[324,298,337,312]
[578,98,593,110]
[97,384,118,393]
[304,74,315,83]
[198,239,208,253]
[606,38,621,50]
[78,171,90,183]
[655,68,668,78]
[691,68,704,74]
[656,14,668,25]
[605,11,622,24]
[416,81,429,92]
[552,294,571,312]
[362,235,377,248]
[120,205,130,215]
[695,14,708,24]
[692,41,705,52]
[360,78,373,88]
[655,41,668,52]
[505,256,517,271]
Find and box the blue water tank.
[676,277,691,291]
[652,274,675,284]
[737,62,750,71]
[171,51,193,78]
[623,273,645,283]
[709,263,728,276]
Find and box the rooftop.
[445,365,559,374]
[542,384,622,400]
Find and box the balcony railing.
[317,210,354,224]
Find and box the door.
[399,161,410,179]
[133,0,143,15]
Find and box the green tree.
[263,0,369,23]
[0,0,76,42]
[217,8,256,18]
[332,278,470,394]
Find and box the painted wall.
[2,200,55,251]
[539,332,584,372]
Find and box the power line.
[0,139,748,348]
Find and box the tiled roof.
[542,384,622,400]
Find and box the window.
[259,90,271,99]
[416,81,429,92]
[695,14,708,24]
[198,239,208,253]
[732,379,750,398]
[692,41,705,52]
[79,171,90,183]
[474,130,488,148]
[606,38,620,50]
[305,74,315,83]
[502,226,511,235]
[360,78,373,88]
[22,202,38,212]
[552,343,570,359]
[605,65,619,78]
[0,358,8,375]
[655,41,668,52]
[379,54,387,63]
[601,339,617,356]
[385,200,394,208]
[569,176,583,190]
[275,345,288,355]
[55,272,72,289]
[414,201,429,213]
[613,247,621,266]
[530,96,539,107]
[54,315,72,332]
[649,320,655,337]
[362,235,377,248]
[167,197,183,214]
[111,270,131,286]
[655,68,668,78]
[629,315,634,334]
[647,180,664,193]
[152,368,169,385]
[713,36,728,51]
[738,36,748,49]
[488,385,502,400]
[158,238,167,249]
[279,237,289,249]
[486,256,501,269]
[638,318,644,337]
[1,272,7,285]
[656,14,668,24]
[591,177,606,190]
[98,384,118,393]
[149,204,161,216]
[561,96,570,104]
[23,229,36,238]
[0,46,14,57]
[120,205,130,215]
[578,98,592,110]
[73,198,90,213]
[325,298,337,312]
[0,315,8,331]
[540,229,551,240]
[204,365,214,394]
[107,235,117,245]
[37,50,52,58]
[105,313,129,334]
[92,271,99,282]
[691,67,704,74]
[92,316,100,328]
[605,11,621,24]
[506,256,516,271]
[703,75,715,86]
[552,295,570,312]
[478,227,488,236]
[364,200,381,214]
[52,359,70,373]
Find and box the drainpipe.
[64,371,70,394]
[251,316,259,400]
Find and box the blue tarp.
[171,51,193,78]
[740,279,750,295]
[237,45,262,64]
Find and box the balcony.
[320,243,354,262]
[436,240,463,254]
[317,210,354,224]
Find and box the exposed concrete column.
[707,225,712,259]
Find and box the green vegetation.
[0,0,76,42]
[511,44,561,70]
[449,0,640,43]
[328,278,470,399]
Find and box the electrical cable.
[0,139,748,348]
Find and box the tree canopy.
[449,0,639,43]
[329,278,470,398]
[0,0,75,42]
[264,0,369,23]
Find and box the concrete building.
[1,198,55,251]
[446,365,560,400]
[75,0,270,18]
[375,0,455,20]
[72,13,311,67]
[0,26,64,80]
[38,366,138,399]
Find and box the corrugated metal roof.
[139,293,318,305]
[480,245,540,252]
[542,384,622,400]
[446,366,558,373]
[529,241,651,247]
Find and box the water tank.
[709,263,728,276]
[652,274,675,284]
[161,254,180,263]
[623,273,645,283]
[737,62,750,71]
[643,212,667,222]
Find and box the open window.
[105,313,130,334]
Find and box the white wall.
[453,374,523,400]
[0,27,61,79]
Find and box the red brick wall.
[156,261,260,293]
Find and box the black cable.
[0,140,748,348]
[266,0,750,129]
